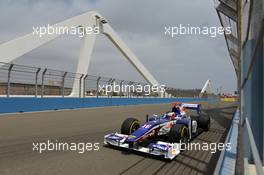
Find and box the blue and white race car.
[104,102,210,159]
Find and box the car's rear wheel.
[121,118,140,135]
[168,124,189,143]
[197,115,210,131]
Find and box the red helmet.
[172,102,182,107]
[171,113,176,119]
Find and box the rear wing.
[172,102,202,114]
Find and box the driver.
[165,112,177,120]
[172,102,187,117]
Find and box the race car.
[104,102,210,159]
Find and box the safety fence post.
[61,72,67,98]
[7,64,14,98]
[96,77,101,98]
[83,75,88,98]
[79,74,84,98]
[35,68,41,98]
[41,68,47,98]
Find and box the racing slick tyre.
[121,118,140,135]
[168,124,189,144]
[197,115,210,131]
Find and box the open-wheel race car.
[104,102,210,159]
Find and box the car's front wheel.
[121,118,140,135]
[168,124,189,143]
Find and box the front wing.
[104,133,181,159]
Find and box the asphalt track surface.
[0,102,237,175]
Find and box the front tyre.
[121,118,140,135]
[168,124,189,143]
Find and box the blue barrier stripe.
[0,97,208,114]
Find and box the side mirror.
[146,114,149,122]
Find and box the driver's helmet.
[172,102,182,115]
[166,112,177,120]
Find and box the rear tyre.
[121,118,140,135]
[197,115,210,131]
[168,124,189,143]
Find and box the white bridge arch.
[199,79,213,97]
[0,11,159,97]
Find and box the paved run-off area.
[0,102,237,175]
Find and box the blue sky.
[0,0,237,93]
